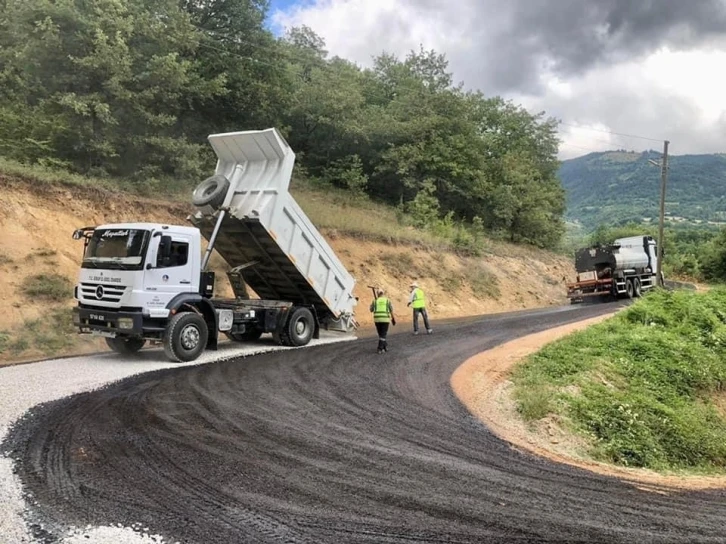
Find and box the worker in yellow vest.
[370,288,396,353]
[407,282,432,335]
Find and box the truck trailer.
[566,235,660,303]
[71,128,358,362]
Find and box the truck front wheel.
[105,337,146,355]
[633,277,642,297]
[163,312,209,363]
[286,307,314,346]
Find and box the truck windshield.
[83,229,150,270]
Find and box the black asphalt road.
[7,302,726,544]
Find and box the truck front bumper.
[73,306,146,336]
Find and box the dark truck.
[567,235,660,303]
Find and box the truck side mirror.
[157,235,172,266]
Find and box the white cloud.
[272,0,726,159]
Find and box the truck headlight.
[117,318,134,330]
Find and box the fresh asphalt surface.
[7,302,726,544]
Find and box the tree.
[181,0,290,136]
[0,0,228,182]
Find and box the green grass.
[378,250,423,280]
[0,156,526,256]
[512,288,726,473]
[440,275,463,294]
[0,156,119,191]
[463,260,500,299]
[292,182,451,250]
[31,248,57,258]
[21,273,73,301]
[516,384,554,421]
[0,330,9,354]
[0,156,189,199]
[5,309,78,356]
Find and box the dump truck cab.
[72,223,222,358]
[74,223,203,308]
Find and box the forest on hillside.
[0,0,565,248]
[559,150,726,229]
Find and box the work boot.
[377,348,383,354]
[427,329,433,334]
[413,331,419,335]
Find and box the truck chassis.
[567,269,657,304]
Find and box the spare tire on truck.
[192,174,230,209]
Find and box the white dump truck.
[566,235,660,303]
[72,128,358,362]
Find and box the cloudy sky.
[268,0,726,159]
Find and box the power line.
[558,121,663,143]
[558,142,605,153]
[558,131,641,149]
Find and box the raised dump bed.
[189,128,357,331]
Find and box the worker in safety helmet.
[370,288,396,353]
[407,282,432,335]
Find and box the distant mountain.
[558,150,726,230]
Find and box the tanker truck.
[71,128,359,362]
[566,235,660,303]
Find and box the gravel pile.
[0,334,355,544]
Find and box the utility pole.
[650,140,669,287]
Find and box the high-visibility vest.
[373,297,391,323]
[411,287,426,309]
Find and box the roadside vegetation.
[0,0,565,250]
[21,273,72,302]
[512,288,726,473]
[3,310,80,357]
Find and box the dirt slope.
[0,175,573,361]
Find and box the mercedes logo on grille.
[95,285,105,300]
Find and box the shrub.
[21,274,73,301]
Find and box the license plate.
[89,313,106,321]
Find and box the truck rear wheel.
[633,278,642,297]
[163,312,209,363]
[625,279,634,299]
[105,337,146,355]
[285,307,314,347]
